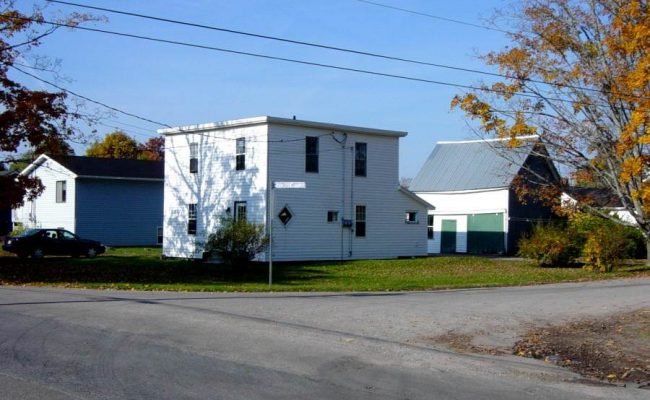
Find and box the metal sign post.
[269,181,306,288]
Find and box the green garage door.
[467,213,505,254]
[440,219,457,253]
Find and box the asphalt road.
[0,278,648,399]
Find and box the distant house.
[13,155,164,246]
[0,170,15,236]
[411,136,560,255]
[562,187,636,225]
[161,116,433,261]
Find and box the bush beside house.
[518,213,645,271]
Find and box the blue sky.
[17,0,510,178]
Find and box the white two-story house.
[161,116,432,261]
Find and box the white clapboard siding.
[13,158,76,232]
[417,189,509,254]
[162,117,429,260]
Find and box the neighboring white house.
[161,116,432,261]
[561,188,636,225]
[13,155,164,246]
[410,136,559,255]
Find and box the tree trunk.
[646,238,650,265]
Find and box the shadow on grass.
[0,255,333,286]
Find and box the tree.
[86,131,140,159]
[451,0,650,258]
[0,2,94,209]
[138,136,165,161]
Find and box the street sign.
[268,180,306,288]
[274,181,306,189]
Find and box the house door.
[440,219,457,253]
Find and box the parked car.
[2,228,106,259]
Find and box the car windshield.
[16,229,41,237]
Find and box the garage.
[467,213,505,254]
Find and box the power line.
[11,65,172,128]
[13,15,612,108]
[47,0,626,99]
[353,0,512,34]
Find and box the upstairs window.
[405,211,418,224]
[188,203,197,235]
[305,136,319,173]
[236,138,246,171]
[189,143,198,174]
[427,215,434,240]
[234,201,247,221]
[355,205,366,237]
[355,143,367,177]
[327,211,338,223]
[56,181,67,203]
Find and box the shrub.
[518,223,580,267]
[570,213,643,271]
[8,225,26,237]
[205,218,268,266]
[581,223,632,272]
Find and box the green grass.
[1,247,649,292]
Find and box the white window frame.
[236,138,245,171]
[189,143,198,174]
[234,201,247,222]
[405,211,419,224]
[188,203,197,235]
[56,180,67,203]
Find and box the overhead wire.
[6,14,622,110]
[45,0,641,100]
[353,0,513,34]
[11,65,172,128]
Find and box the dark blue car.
[3,228,106,259]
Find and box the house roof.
[21,155,164,181]
[563,187,623,208]
[410,136,542,192]
[158,116,408,138]
[398,186,435,209]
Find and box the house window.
[305,136,319,173]
[56,180,67,203]
[427,214,434,240]
[327,211,338,223]
[355,205,366,237]
[405,211,418,224]
[188,203,197,235]
[234,201,247,221]
[157,227,163,244]
[189,143,198,173]
[355,143,367,177]
[236,138,246,171]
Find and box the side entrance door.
[440,219,457,253]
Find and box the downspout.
[349,145,354,258]
[341,138,346,261]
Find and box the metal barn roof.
[410,136,540,192]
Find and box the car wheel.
[86,247,97,258]
[32,248,44,259]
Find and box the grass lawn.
[0,247,649,292]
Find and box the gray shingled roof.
[410,137,539,192]
[52,156,164,180]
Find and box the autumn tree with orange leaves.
[0,1,95,209]
[452,0,650,256]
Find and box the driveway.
[0,278,648,399]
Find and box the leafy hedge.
[518,213,646,271]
